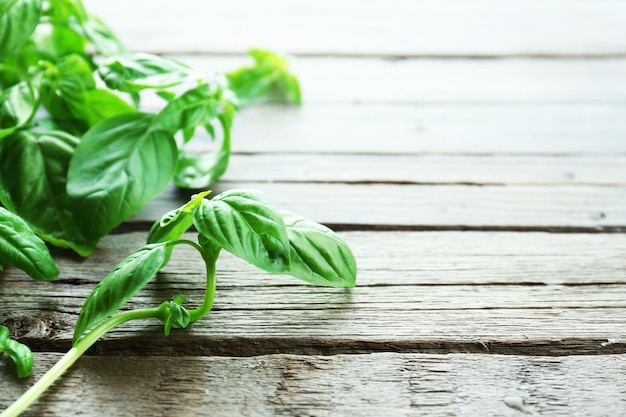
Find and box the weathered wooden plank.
[232,105,626,154]
[5,279,626,313]
[220,153,626,184]
[5,231,626,286]
[2,353,625,416]
[135,183,626,231]
[144,56,626,103]
[3,285,625,354]
[1,232,625,355]
[84,0,626,56]
[171,103,626,154]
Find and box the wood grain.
[220,153,626,184]
[83,0,626,56]
[133,182,626,231]
[1,232,624,356]
[142,56,626,103]
[2,2,625,416]
[5,231,626,287]
[167,103,626,154]
[2,353,625,416]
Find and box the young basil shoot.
[1,190,356,417]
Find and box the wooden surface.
[2,1,626,415]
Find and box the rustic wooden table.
[2,1,626,415]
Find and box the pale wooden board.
[170,104,626,154]
[220,154,626,184]
[1,232,625,355]
[2,353,625,416]
[135,183,626,231]
[144,56,626,103]
[83,0,626,56]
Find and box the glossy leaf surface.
[0,0,43,57]
[193,189,290,274]
[151,83,222,134]
[147,191,211,246]
[0,129,93,255]
[0,325,34,378]
[39,54,132,131]
[98,53,190,93]
[0,206,59,281]
[281,210,357,288]
[67,112,177,246]
[0,81,37,139]
[73,243,168,344]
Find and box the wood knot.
[1,315,63,340]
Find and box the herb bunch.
[0,0,301,259]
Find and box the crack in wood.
[20,337,626,357]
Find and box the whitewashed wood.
[221,154,626,184]
[2,353,625,416]
[143,56,626,103]
[136,182,626,230]
[84,0,626,56]
[169,103,626,154]
[230,104,626,154]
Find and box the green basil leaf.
[67,112,177,246]
[47,0,88,22]
[154,82,236,188]
[44,0,123,57]
[0,206,59,281]
[151,83,221,134]
[0,81,38,139]
[163,300,191,335]
[40,54,132,129]
[192,189,290,274]
[147,191,211,245]
[0,129,93,255]
[155,90,177,102]
[280,210,357,288]
[80,14,125,56]
[226,49,300,106]
[49,23,86,58]
[0,0,43,57]
[226,65,277,106]
[98,53,190,93]
[147,191,210,267]
[72,243,167,345]
[39,54,96,132]
[279,72,302,105]
[173,109,233,188]
[81,89,134,124]
[0,325,34,378]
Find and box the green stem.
[0,306,165,417]
[167,238,218,323]
[188,249,217,323]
